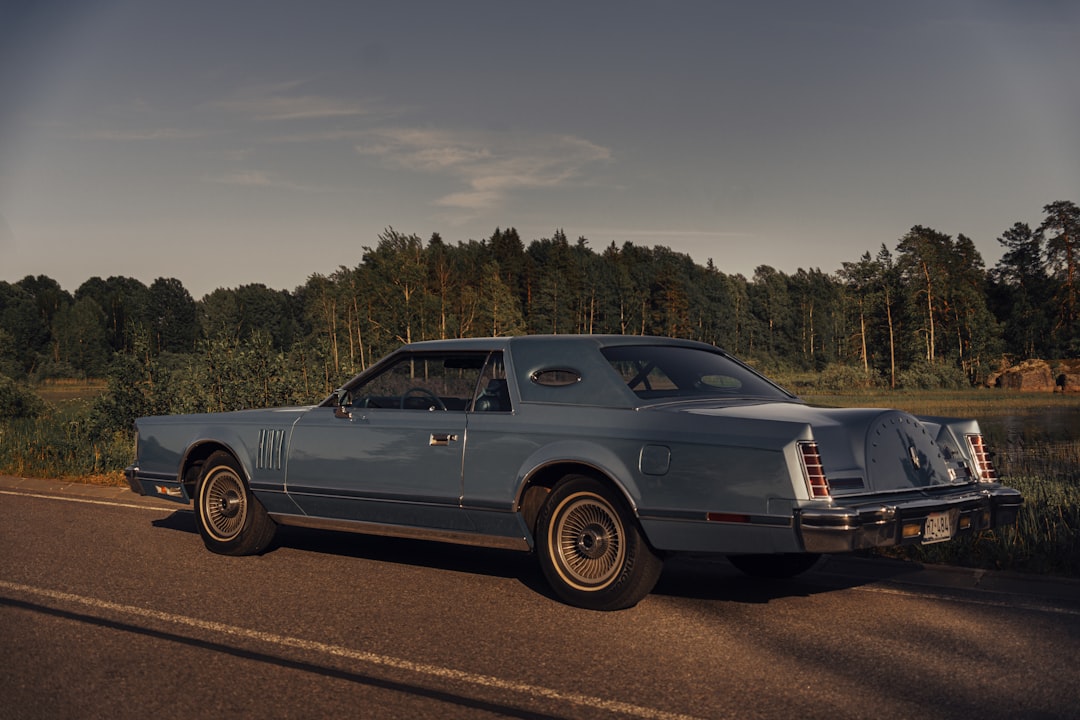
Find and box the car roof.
[403,334,721,352]
[398,335,729,408]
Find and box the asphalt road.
[2,476,1078,720]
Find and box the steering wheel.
[400,386,447,411]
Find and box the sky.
[1,0,1078,300]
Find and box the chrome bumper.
[797,484,1023,554]
[125,465,191,504]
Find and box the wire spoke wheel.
[537,475,663,610]
[194,450,276,555]
[202,467,249,541]
[551,491,626,590]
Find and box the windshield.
[601,345,794,402]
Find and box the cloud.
[355,128,611,211]
[204,170,332,193]
[217,81,382,121]
[77,128,206,141]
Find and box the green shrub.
[0,374,46,419]
[87,352,172,436]
[815,364,881,393]
[884,442,1080,576]
[897,361,970,390]
[0,406,131,480]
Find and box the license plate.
[923,511,953,544]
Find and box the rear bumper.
[797,484,1023,553]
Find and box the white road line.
[0,489,183,512]
[0,579,701,720]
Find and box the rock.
[988,359,1056,392]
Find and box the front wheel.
[536,476,663,611]
[195,451,276,555]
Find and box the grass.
[804,389,1080,576]
[34,378,108,404]
[1,379,127,486]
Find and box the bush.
[87,351,175,436]
[31,360,83,382]
[815,364,882,392]
[897,361,970,390]
[0,374,46,419]
[0,411,132,481]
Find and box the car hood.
[652,400,967,495]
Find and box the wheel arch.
[180,441,248,497]
[516,459,641,540]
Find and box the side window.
[347,353,486,411]
[470,352,511,413]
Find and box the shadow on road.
[149,508,925,606]
[652,552,926,605]
[151,510,197,533]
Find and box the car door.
[284,351,485,531]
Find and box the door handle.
[429,433,459,446]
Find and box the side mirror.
[332,388,353,420]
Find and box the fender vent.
[257,429,285,470]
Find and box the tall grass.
[886,453,1080,576]
[0,406,130,485]
[1,379,127,484]
[806,389,1080,577]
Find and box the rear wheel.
[195,451,276,555]
[728,553,821,579]
[537,475,663,611]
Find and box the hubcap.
[217,491,242,518]
[204,469,247,540]
[575,523,611,559]
[552,493,625,589]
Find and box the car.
[126,335,1022,610]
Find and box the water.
[978,405,1080,446]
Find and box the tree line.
[2,200,1077,407]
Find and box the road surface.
[2,476,1078,719]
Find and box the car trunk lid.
[657,400,969,496]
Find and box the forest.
[1,199,1078,424]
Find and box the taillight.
[965,434,998,482]
[799,442,830,498]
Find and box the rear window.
[601,345,792,401]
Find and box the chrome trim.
[125,464,140,494]
[268,513,532,551]
[529,368,583,386]
[639,508,793,527]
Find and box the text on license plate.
[923,511,953,544]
